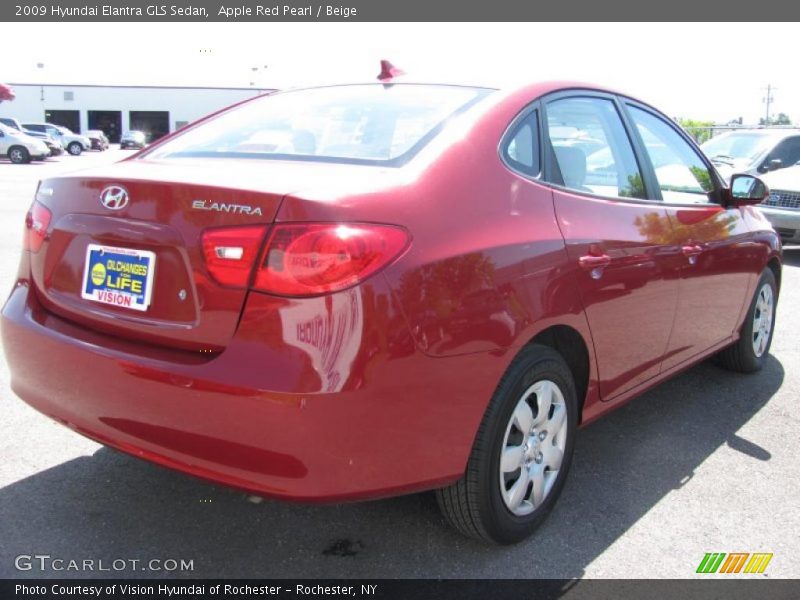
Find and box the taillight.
[254,223,409,297]
[201,225,268,287]
[23,201,52,253]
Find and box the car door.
[541,93,682,400]
[622,102,755,370]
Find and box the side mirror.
[727,174,768,206]
[768,158,783,171]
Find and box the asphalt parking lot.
[0,149,798,579]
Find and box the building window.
[64,91,74,101]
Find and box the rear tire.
[8,146,30,164]
[67,142,82,156]
[716,268,777,373]
[436,345,578,544]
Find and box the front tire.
[8,146,30,164]
[436,345,578,544]
[67,142,82,156]
[716,268,777,373]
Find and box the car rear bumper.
[760,207,800,242]
[1,276,500,502]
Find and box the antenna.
[377,60,405,82]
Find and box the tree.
[759,113,792,126]
[677,118,715,144]
[0,83,15,103]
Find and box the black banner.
[3,0,800,21]
[2,580,800,600]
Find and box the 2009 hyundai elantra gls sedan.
[1,77,781,544]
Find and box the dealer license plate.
[81,244,156,312]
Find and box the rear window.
[145,84,490,166]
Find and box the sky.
[4,22,798,125]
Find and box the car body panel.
[660,203,770,371]
[551,190,681,399]
[0,80,782,502]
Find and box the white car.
[0,123,50,163]
[760,164,800,244]
[700,129,800,181]
[21,122,92,155]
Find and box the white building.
[0,83,273,143]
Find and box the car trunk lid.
[30,159,296,351]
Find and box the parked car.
[21,122,91,156]
[23,131,64,157]
[0,123,49,163]
[120,130,147,149]
[0,117,26,131]
[700,128,800,181]
[86,129,109,151]
[759,164,800,243]
[0,80,781,545]
[30,133,63,157]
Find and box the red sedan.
[1,78,781,544]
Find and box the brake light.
[254,223,409,297]
[23,201,52,253]
[201,225,268,287]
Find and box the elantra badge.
[99,186,129,210]
[192,200,263,216]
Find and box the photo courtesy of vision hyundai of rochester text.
[1,72,781,544]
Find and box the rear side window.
[627,106,714,204]
[145,84,490,166]
[503,110,540,176]
[544,97,646,200]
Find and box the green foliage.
[759,113,792,126]
[677,118,716,144]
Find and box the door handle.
[578,254,612,270]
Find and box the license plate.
[81,244,156,312]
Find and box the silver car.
[21,122,92,156]
[120,130,147,150]
[0,123,50,163]
[760,165,800,244]
[700,129,800,181]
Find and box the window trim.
[538,89,656,204]
[496,88,734,208]
[498,101,543,179]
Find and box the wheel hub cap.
[499,379,568,516]
[752,283,774,358]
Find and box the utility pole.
[762,84,776,126]
[37,62,45,117]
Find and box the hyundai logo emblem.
[99,186,129,210]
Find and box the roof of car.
[714,128,800,138]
